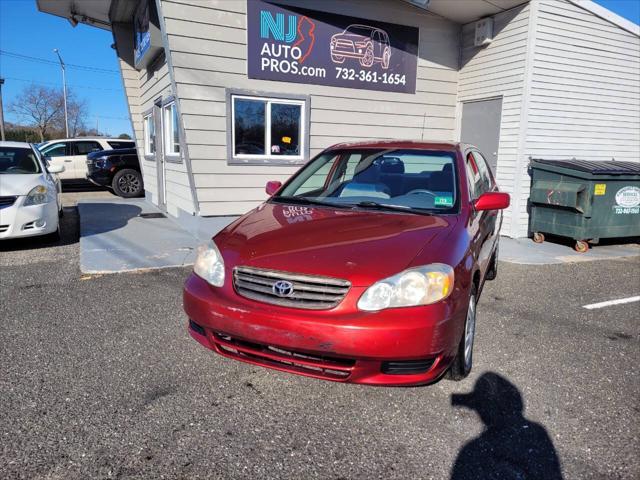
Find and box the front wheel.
[446,286,477,381]
[112,169,143,198]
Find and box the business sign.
[133,0,163,70]
[247,1,419,94]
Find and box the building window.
[163,102,180,156]
[143,114,155,156]
[230,93,306,163]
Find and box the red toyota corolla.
[183,141,509,386]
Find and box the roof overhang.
[35,0,137,30]
[404,0,529,24]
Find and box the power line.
[5,76,121,92]
[0,50,119,74]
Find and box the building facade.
[37,0,640,238]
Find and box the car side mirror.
[48,164,65,174]
[473,192,510,211]
[265,180,282,196]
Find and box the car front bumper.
[0,196,58,240]
[183,273,466,386]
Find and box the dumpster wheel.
[574,240,589,253]
[533,232,545,243]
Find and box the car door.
[464,149,497,277]
[70,140,104,179]
[40,142,73,180]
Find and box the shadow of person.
[451,372,563,480]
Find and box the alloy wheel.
[464,294,476,370]
[118,173,141,194]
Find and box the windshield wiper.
[274,196,348,209]
[354,201,431,215]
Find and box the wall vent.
[474,18,494,46]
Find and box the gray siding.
[518,0,640,236]
[458,4,531,238]
[160,0,461,216]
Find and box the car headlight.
[23,185,54,206]
[193,240,225,287]
[357,264,454,311]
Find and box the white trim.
[162,102,180,156]
[230,94,306,162]
[566,0,640,37]
[510,1,538,238]
[143,113,155,157]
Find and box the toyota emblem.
[273,280,294,297]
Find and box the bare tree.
[9,85,63,142]
[55,91,88,137]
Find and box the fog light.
[34,219,46,228]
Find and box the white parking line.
[583,296,640,310]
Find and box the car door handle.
[64,159,73,162]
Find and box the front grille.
[0,224,9,233]
[212,331,355,381]
[0,196,17,209]
[381,359,436,375]
[233,266,350,310]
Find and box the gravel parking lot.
[1,192,638,480]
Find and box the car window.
[41,142,68,157]
[465,152,492,199]
[277,149,458,212]
[0,147,42,174]
[107,141,135,149]
[73,141,103,155]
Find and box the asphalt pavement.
[0,193,638,480]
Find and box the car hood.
[0,174,46,196]
[215,202,457,286]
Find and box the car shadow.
[450,372,563,480]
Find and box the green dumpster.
[528,159,640,252]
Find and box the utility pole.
[0,78,5,141]
[53,49,69,138]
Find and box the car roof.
[0,141,33,149]
[327,139,462,151]
[41,137,129,144]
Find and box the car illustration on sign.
[330,24,391,68]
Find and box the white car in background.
[38,137,135,180]
[0,141,64,241]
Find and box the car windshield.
[275,149,458,214]
[344,26,375,37]
[0,147,41,174]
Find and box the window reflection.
[270,103,301,156]
[234,98,265,155]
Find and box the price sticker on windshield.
[435,196,454,207]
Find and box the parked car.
[0,141,64,241]
[38,138,135,181]
[183,140,510,386]
[86,148,144,198]
[330,24,391,69]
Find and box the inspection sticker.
[594,184,606,195]
[435,196,453,207]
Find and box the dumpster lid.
[532,159,640,175]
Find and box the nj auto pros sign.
[247,1,419,94]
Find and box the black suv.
[86,148,144,198]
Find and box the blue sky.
[0,0,638,139]
[0,0,131,136]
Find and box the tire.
[446,285,477,381]
[381,47,391,69]
[359,45,374,68]
[112,169,143,198]
[574,240,589,253]
[485,245,498,281]
[532,232,545,243]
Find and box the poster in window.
[247,1,419,94]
